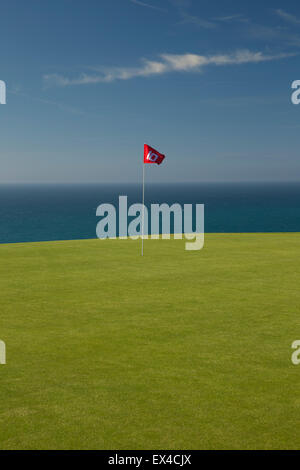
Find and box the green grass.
[0,234,300,450]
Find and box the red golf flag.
[144,144,165,165]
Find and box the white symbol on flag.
[147,151,159,162]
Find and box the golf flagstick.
[142,144,165,255]
[142,159,145,256]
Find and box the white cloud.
[275,9,300,25]
[178,11,216,29]
[130,0,167,12]
[161,53,207,69]
[168,0,216,29]
[44,50,295,87]
[214,14,245,22]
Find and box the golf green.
[0,234,299,449]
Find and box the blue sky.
[1,0,300,183]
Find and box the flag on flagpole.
[142,144,165,255]
[144,144,165,165]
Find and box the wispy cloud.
[244,19,300,47]
[169,0,216,29]
[168,0,190,7]
[130,0,167,12]
[10,89,85,114]
[213,14,245,22]
[179,11,216,29]
[275,9,300,25]
[44,50,295,87]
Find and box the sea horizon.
[0,181,299,244]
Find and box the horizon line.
[0,180,300,185]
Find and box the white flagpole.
[142,160,145,256]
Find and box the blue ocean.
[0,182,300,244]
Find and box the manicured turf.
[0,234,300,449]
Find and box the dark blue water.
[0,182,300,244]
